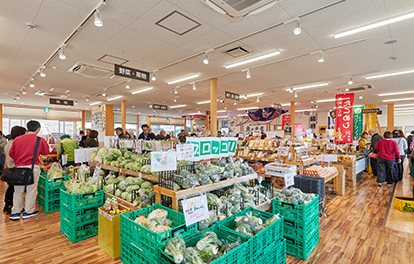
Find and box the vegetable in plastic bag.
[47,163,64,179]
[183,247,205,264]
[206,193,220,206]
[264,214,280,227]
[182,176,199,189]
[164,235,186,263]
[199,245,219,263]
[196,232,218,251]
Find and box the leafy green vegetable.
[183,247,205,264]
[164,235,186,263]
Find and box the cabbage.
[140,165,151,174]
[132,178,144,186]
[47,163,63,179]
[108,148,122,159]
[110,160,120,167]
[124,151,133,159]
[103,183,115,193]
[126,186,134,193]
[121,191,129,200]
[72,188,85,194]
[141,181,153,189]
[119,148,127,155]
[80,183,94,193]
[117,176,126,182]
[78,165,91,182]
[118,181,129,191]
[95,148,108,162]
[115,189,122,197]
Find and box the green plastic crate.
[160,225,248,264]
[285,229,319,260]
[272,196,319,224]
[283,215,319,241]
[36,194,61,213]
[38,186,61,201]
[60,189,104,211]
[60,206,98,227]
[121,236,170,264]
[253,239,286,264]
[60,219,98,243]
[38,173,71,191]
[120,204,195,261]
[217,207,283,259]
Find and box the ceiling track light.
[246,69,251,79]
[256,97,260,102]
[151,72,157,81]
[59,45,66,60]
[318,51,324,63]
[74,100,78,105]
[29,81,35,88]
[94,9,103,27]
[359,95,363,99]
[244,94,247,100]
[126,80,131,89]
[234,102,236,105]
[293,19,302,36]
[86,96,90,102]
[203,52,209,65]
[192,83,196,90]
[40,67,46,77]
[174,88,178,94]
[294,92,298,98]
[102,90,106,97]
[289,88,293,93]
[348,77,353,85]
[174,97,177,103]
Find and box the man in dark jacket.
[138,124,156,140]
[369,129,383,177]
[115,127,128,139]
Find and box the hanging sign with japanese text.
[335,93,355,144]
[365,104,377,131]
[353,106,363,140]
[282,114,291,130]
[114,64,150,82]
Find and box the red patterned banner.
[335,93,354,143]
[282,114,291,129]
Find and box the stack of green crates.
[272,195,320,260]
[36,172,71,213]
[217,207,286,264]
[60,189,104,243]
[120,204,197,264]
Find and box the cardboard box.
[265,163,297,176]
[98,204,131,259]
[270,172,296,189]
[394,197,414,212]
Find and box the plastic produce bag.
[183,247,205,264]
[165,234,186,263]
[47,163,63,179]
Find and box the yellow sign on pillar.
[365,104,377,131]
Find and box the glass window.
[85,122,92,130]
[65,122,74,135]
[10,119,22,129]
[2,118,10,134]
[59,121,64,133]
[38,120,59,135]
[126,124,137,137]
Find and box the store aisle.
[1,177,413,264]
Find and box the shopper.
[178,130,186,142]
[125,131,132,139]
[156,130,166,140]
[217,131,222,137]
[358,132,370,173]
[57,135,78,166]
[0,130,6,173]
[138,124,156,140]
[115,127,128,139]
[368,129,383,178]
[9,120,49,220]
[392,130,408,181]
[375,131,400,187]
[3,126,27,214]
[78,130,85,147]
[407,131,414,170]
[84,130,99,148]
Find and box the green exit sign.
[44,107,50,112]
[168,117,171,120]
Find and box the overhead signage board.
[225,91,240,101]
[114,64,150,82]
[49,98,74,106]
[152,104,168,110]
[361,108,382,114]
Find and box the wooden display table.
[153,173,258,211]
[104,191,140,211]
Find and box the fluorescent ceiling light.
[393,107,414,111]
[395,113,412,116]
[188,112,203,115]
[281,103,298,106]
[249,1,277,15]
[246,93,264,98]
[383,97,414,102]
[224,51,281,69]
[107,96,122,101]
[378,91,414,96]
[90,101,101,106]
[167,74,200,85]
[295,109,317,112]
[132,87,153,94]
[316,98,336,103]
[237,107,259,111]
[287,82,329,92]
[217,110,226,113]
[393,110,414,114]
[366,69,414,80]
[206,0,226,15]
[334,12,414,38]
[217,116,228,119]
[170,104,186,109]
[395,103,414,107]
[237,114,247,116]
[197,100,210,105]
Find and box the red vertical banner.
[335,93,355,143]
[282,114,291,129]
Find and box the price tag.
[181,195,209,226]
[176,144,194,160]
[92,165,101,180]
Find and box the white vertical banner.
[199,138,212,160]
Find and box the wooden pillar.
[72,122,77,134]
[387,103,394,132]
[121,100,126,132]
[206,115,210,131]
[290,101,295,136]
[0,104,3,131]
[191,119,195,133]
[210,78,218,136]
[105,104,114,136]
[81,110,86,131]
[148,116,151,127]
[137,115,140,136]
[183,119,186,131]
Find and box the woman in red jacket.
[375,131,401,187]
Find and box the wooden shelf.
[153,173,258,210]
[104,191,140,211]
[88,161,159,182]
[254,200,272,212]
[238,156,276,162]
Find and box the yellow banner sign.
[365,104,377,131]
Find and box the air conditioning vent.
[203,0,281,21]
[225,46,250,58]
[34,91,69,98]
[67,62,113,78]
[338,84,374,93]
